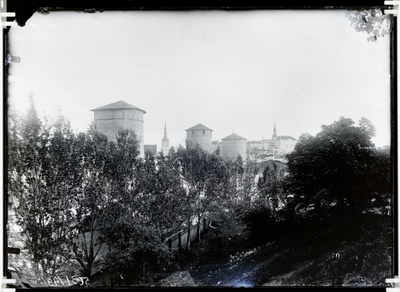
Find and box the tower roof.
[91,100,146,114]
[185,123,213,132]
[221,133,247,141]
[272,122,277,139]
[162,122,169,142]
[163,122,168,138]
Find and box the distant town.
[91,100,298,163]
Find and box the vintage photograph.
[4,6,395,288]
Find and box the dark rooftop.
[185,123,213,132]
[91,100,146,113]
[221,133,247,141]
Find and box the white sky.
[7,9,392,150]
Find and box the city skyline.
[7,9,392,151]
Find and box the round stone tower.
[91,100,146,157]
[221,132,247,161]
[185,123,213,153]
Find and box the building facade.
[273,135,298,154]
[185,123,213,153]
[246,124,298,162]
[212,140,221,154]
[144,144,157,157]
[91,100,146,157]
[221,133,247,161]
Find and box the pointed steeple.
[163,122,168,139]
[272,123,277,139]
[162,122,170,155]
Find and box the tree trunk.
[85,258,93,278]
[142,255,146,281]
[186,218,191,250]
[197,221,200,242]
[110,271,114,288]
[178,231,181,251]
[168,238,172,251]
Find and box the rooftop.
[185,123,213,132]
[91,100,146,113]
[221,133,247,141]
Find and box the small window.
[192,131,194,135]
[203,130,205,134]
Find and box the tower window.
[203,130,205,135]
[192,131,194,135]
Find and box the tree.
[7,100,79,282]
[103,220,170,285]
[169,144,230,248]
[70,125,117,278]
[98,129,176,283]
[142,153,188,236]
[286,117,389,214]
[257,161,287,215]
[345,8,392,42]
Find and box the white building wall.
[221,139,247,161]
[93,109,145,157]
[186,130,213,153]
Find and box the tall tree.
[136,153,187,236]
[7,100,78,282]
[286,117,390,214]
[257,161,287,215]
[99,129,174,283]
[227,158,260,206]
[169,145,230,247]
[70,125,116,278]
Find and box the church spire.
[272,123,277,139]
[163,122,168,139]
[162,122,170,155]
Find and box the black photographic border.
[2,1,397,291]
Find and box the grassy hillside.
[158,211,394,288]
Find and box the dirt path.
[188,243,284,287]
[161,214,392,288]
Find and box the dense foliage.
[286,117,392,214]
[345,8,392,42]
[7,102,393,287]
